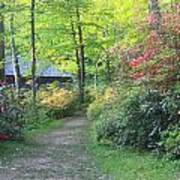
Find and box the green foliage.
[88,87,180,159]
[0,87,24,138]
[0,82,78,139]
[87,100,104,121]
[0,87,52,139]
[161,125,180,159]
[87,87,117,121]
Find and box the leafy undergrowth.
[0,120,63,162]
[88,142,180,180]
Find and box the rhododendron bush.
[0,87,23,140]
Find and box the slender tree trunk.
[70,18,82,102]
[76,7,85,103]
[149,0,161,33]
[31,0,37,104]
[0,3,5,80]
[9,0,21,96]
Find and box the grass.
[25,119,64,138]
[0,119,64,161]
[88,138,180,180]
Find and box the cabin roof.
[5,56,71,78]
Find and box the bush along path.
[0,116,112,180]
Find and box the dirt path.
[0,116,112,180]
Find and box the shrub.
[87,87,117,121]
[89,87,180,158]
[0,87,24,139]
[38,87,77,119]
[161,125,180,159]
[22,93,50,131]
[87,99,104,121]
[95,89,142,147]
[0,87,52,139]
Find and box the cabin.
[4,56,72,86]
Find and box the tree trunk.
[31,0,37,104]
[76,7,85,103]
[149,0,161,33]
[70,18,82,103]
[9,1,21,96]
[0,3,5,80]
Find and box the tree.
[70,16,82,102]
[0,3,5,80]
[75,6,85,103]
[148,0,161,33]
[31,0,37,104]
[44,0,90,103]
[9,0,21,96]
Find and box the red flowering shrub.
[129,31,161,68]
[128,4,179,88]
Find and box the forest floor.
[0,116,112,180]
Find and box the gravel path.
[0,116,112,180]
